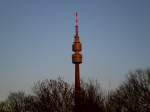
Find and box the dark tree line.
[107,69,150,112]
[0,69,150,112]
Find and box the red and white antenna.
[75,12,79,36]
[75,12,78,26]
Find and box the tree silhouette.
[78,80,105,112]
[32,78,74,112]
[0,69,150,112]
[0,91,27,112]
[108,69,150,112]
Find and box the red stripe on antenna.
[76,12,78,26]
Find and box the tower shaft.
[75,64,80,112]
[75,64,80,97]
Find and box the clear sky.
[0,0,150,101]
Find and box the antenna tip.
[76,12,78,16]
[75,12,78,26]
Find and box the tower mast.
[72,12,82,111]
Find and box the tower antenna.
[75,12,79,36]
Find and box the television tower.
[72,12,82,110]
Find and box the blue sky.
[0,0,150,100]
